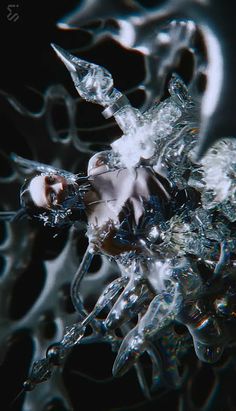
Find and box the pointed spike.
[51,43,90,83]
[51,43,78,73]
[51,43,116,106]
[134,362,151,400]
[10,152,21,164]
[10,387,26,408]
[112,352,129,377]
[112,327,144,377]
[112,347,140,377]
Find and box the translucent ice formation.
[4,46,236,406]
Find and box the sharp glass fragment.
[1,5,236,410]
[7,44,236,403]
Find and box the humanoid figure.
[7,45,236,393]
[20,151,171,257]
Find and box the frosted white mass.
[111,100,182,168]
[201,139,236,202]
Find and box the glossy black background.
[0,1,235,411]
[0,2,158,411]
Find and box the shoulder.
[87,151,111,176]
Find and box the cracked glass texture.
[0,1,236,411]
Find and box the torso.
[84,164,171,256]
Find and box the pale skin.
[26,153,109,210]
[26,153,170,256]
[27,174,73,209]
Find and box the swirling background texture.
[0,1,236,410]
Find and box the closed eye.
[47,189,57,206]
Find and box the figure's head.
[20,174,71,210]
[20,173,87,226]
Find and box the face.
[27,174,69,209]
